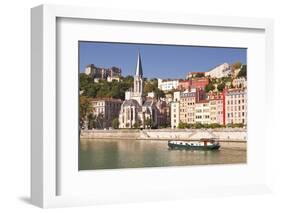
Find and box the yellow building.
[195,101,210,124]
[179,89,196,124]
[208,92,224,125]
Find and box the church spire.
[135,51,143,77]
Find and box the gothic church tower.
[132,52,144,105]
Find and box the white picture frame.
[31,4,274,208]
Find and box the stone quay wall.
[80,128,247,142]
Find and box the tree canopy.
[205,83,215,92]
[237,65,247,79]
[232,61,242,70]
[79,74,134,100]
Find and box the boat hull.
[168,141,220,150]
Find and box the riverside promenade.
[81,128,246,142]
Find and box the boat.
[168,138,220,150]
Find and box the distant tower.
[131,52,144,105]
[134,52,143,93]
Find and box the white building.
[232,77,247,88]
[158,79,179,92]
[205,63,232,79]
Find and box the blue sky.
[79,41,246,79]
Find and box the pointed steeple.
[135,51,143,77]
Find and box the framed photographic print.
[31,4,274,208]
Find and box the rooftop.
[92,98,122,102]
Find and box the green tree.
[79,96,93,129]
[237,65,247,79]
[195,73,205,78]
[205,83,215,92]
[217,82,226,92]
[209,123,222,129]
[178,122,186,129]
[144,118,152,129]
[87,114,97,129]
[193,122,204,129]
[133,120,141,129]
[112,118,119,129]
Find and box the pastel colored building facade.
[170,91,180,128]
[179,89,196,124]
[177,78,209,91]
[177,80,190,90]
[224,88,247,125]
[91,98,122,128]
[171,102,180,129]
[195,101,210,124]
[208,92,224,125]
[190,77,209,89]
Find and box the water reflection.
[79,139,246,170]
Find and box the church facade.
[119,53,159,128]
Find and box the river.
[79,139,246,170]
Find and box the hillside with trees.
[79,73,134,100]
[203,62,246,93]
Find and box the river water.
[79,139,246,170]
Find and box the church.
[119,52,159,128]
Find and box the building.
[164,93,173,103]
[207,92,224,125]
[119,52,159,129]
[171,101,180,129]
[107,76,120,82]
[156,99,169,127]
[186,72,205,79]
[170,91,180,128]
[205,63,232,78]
[177,80,190,91]
[178,77,209,91]
[85,64,121,81]
[232,77,247,88]
[195,100,210,124]
[91,98,122,128]
[224,88,247,125]
[190,77,209,89]
[179,88,196,124]
[158,79,179,92]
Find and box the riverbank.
[80,128,247,142]
[81,137,247,151]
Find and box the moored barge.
[168,138,220,150]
